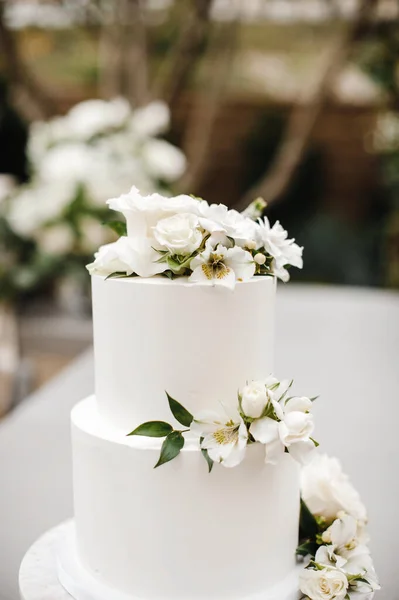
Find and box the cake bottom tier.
[71,397,301,600]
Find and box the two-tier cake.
[57,187,379,600]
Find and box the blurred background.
[1,0,399,415]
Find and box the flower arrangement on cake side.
[128,376,317,469]
[298,455,380,600]
[87,186,303,289]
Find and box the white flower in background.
[240,380,270,418]
[299,567,348,600]
[256,216,303,281]
[142,138,187,182]
[7,180,76,237]
[38,143,97,183]
[0,174,16,204]
[373,111,399,153]
[250,395,315,465]
[87,236,168,279]
[153,213,202,255]
[191,408,248,468]
[36,223,75,255]
[301,454,368,524]
[130,101,170,138]
[64,97,131,141]
[79,216,114,254]
[189,243,255,290]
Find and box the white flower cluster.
[87,187,303,288]
[190,376,316,467]
[299,455,380,600]
[5,99,186,256]
[372,111,399,154]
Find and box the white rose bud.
[299,567,348,600]
[279,411,314,446]
[153,213,203,255]
[240,381,269,418]
[246,240,257,250]
[254,253,266,265]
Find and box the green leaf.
[200,437,214,473]
[296,540,318,558]
[352,577,371,585]
[162,270,177,280]
[127,421,173,437]
[309,396,319,402]
[299,498,319,539]
[310,437,319,448]
[104,220,127,236]
[105,271,129,280]
[154,431,185,468]
[226,236,236,247]
[166,392,193,427]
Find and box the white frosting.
[72,397,300,600]
[91,275,276,431]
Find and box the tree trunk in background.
[155,0,214,108]
[179,16,239,194]
[235,0,378,211]
[123,0,149,106]
[98,0,149,105]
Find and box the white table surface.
[0,284,398,600]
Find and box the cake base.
[57,520,302,600]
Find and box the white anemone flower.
[191,408,248,468]
[256,217,303,282]
[189,243,255,290]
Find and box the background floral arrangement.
[88,187,303,289]
[0,98,186,302]
[299,454,380,600]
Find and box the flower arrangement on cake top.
[87,186,303,289]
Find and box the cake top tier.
[87,186,303,290]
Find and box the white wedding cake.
[58,187,379,600]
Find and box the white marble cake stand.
[19,520,303,600]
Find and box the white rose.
[153,213,202,255]
[87,236,168,279]
[279,397,314,445]
[240,381,269,418]
[107,186,201,239]
[301,454,368,524]
[299,567,348,600]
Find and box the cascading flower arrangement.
[87,186,303,288]
[1,99,186,301]
[298,455,380,600]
